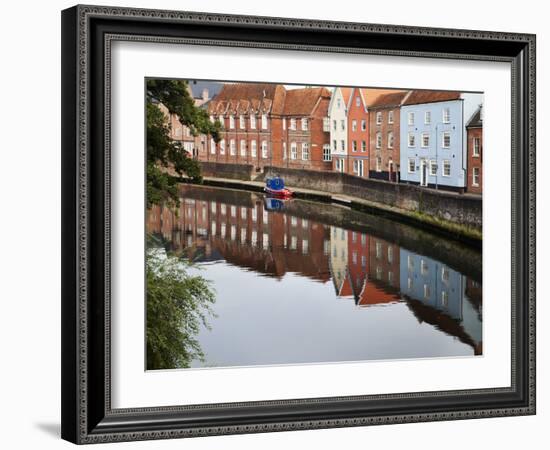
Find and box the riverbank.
[178,176,482,247]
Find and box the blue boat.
[264,176,293,198]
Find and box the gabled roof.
[207,83,286,115]
[361,89,407,108]
[282,87,331,116]
[369,90,411,108]
[402,90,461,106]
[466,106,483,128]
[340,87,353,108]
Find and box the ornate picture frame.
[61,4,536,444]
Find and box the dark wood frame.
[61,4,536,444]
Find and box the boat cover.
[266,177,285,191]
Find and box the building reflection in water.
[147,185,482,361]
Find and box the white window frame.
[352,120,357,132]
[388,110,394,124]
[352,140,357,152]
[261,114,268,130]
[240,139,246,156]
[424,111,431,125]
[408,133,415,147]
[219,139,226,155]
[341,140,345,151]
[290,118,296,130]
[230,139,236,155]
[408,158,416,173]
[376,111,382,125]
[473,137,481,156]
[301,118,308,131]
[229,115,235,129]
[323,144,332,161]
[250,114,256,129]
[261,140,269,159]
[341,120,345,131]
[408,112,414,126]
[376,156,382,172]
[472,167,480,186]
[301,142,310,160]
[388,132,394,149]
[290,142,297,160]
[323,117,330,132]
[442,131,451,149]
[239,114,245,129]
[361,140,366,152]
[282,142,287,160]
[210,139,216,154]
[429,160,437,176]
[251,140,257,157]
[421,133,430,148]
[333,119,337,131]
[353,159,359,173]
[443,107,451,124]
[361,119,367,131]
[376,132,382,149]
[442,159,451,177]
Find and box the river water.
[147,184,482,370]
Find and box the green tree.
[146,79,223,208]
[146,247,216,370]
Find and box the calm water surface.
[147,184,482,369]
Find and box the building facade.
[347,88,370,178]
[327,87,352,173]
[466,106,483,194]
[368,91,410,181]
[399,91,483,192]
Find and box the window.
[352,140,357,152]
[302,239,309,255]
[376,156,382,172]
[423,284,431,299]
[301,143,310,160]
[442,266,450,282]
[442,131,451,148]
[282,142,287,160]
[230,139,236,155]
[356,96,361,107]
[337,98,341,109]
[441,291,449,307]
[250,115,256,129]
[301,118,308,131]
[421,133,430,148]
[261,114,268,129]
[239,115,245,129]
[219,139,226,154]
[376,132,382,149]
[240,139,246,156]
[333,140,337,151]
[473,137,481,156]
[388,132,394,149]
[251,140,257,157]
[376,111,382,125]
[388,246,393,263]
[472,167,480,186]
[352,120,357,131]
[429,160,437,176]
[361,119,367,131]
[408,158,416,173]
[424,111,431,124]
[353,160,359,173]
[210,139,216,154]
[361,141,366,152]
[408,133,415,147]
[323,144,331,161]
[290,118,296,130]
[341,120,345,131]
[443,107,451,123]
[421,259,429,275]
[290,142,297,160]
[323,117,330,132]
[442,160,451,177]
[408,112,414,126]
[376,241,382,258]
[388,110,394,124]
[341,140,345,151]
[229,115,235,129]
[261,140,268,159]
[333,120,337,131]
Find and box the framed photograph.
[61,4,536,444]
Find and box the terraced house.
[399,90,483,192]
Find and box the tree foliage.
[146,79,223,208]
[146,247,216,370]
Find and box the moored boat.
[264,176,293,199]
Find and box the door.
[388,160,394,182]
[420,160,428,187]
[358,160,364,177]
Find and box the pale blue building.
[399,92,483,192]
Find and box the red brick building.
[466,106,483,194]
[280,87,332,172]
[347,89,370,178]
[368,91,410,181]
[204,83,286,173]
[156,102,196,155]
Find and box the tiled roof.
[368,90,411,108]
[340,87,353,106]
[403,90,461,106]
[208,83,286,115]
[361,89,407,107]
[282,87,331,115]
[466,106,483,128]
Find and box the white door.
[358,160,364,177]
